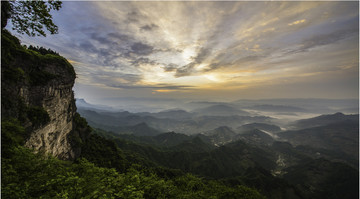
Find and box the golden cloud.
[288,19,306,26]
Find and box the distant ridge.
[237,123,281,133]
[246,104,307,112]
[291,112,359,129]
[193,104,250,116]
[76,98,122,112]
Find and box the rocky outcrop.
[23,84,78,159]
[1,30,81,160]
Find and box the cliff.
[1,30,86,160]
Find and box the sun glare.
[182,47,197,63]
[203,74,220,82]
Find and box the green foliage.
[41,53,76,78]
[4,0,62,36]
[80,133,127,172]
[27,45,59,56]
[95,131,308,198]
[1,29,76,86]
[1,32,60,86]
[1,131,265,199]
[26,106,50,128]
[68,113,92,147]
[73,112,89,129]
[1,29,23,65]
[1,119,26,151]
[2,66,25,83]
[283,158,359,199]
[29,70,58,86]
[1,1,11,28]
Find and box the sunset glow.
[12,1,359,103]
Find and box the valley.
[76,98,359,199]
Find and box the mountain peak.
[76,98,87,103]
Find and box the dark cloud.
[131,57,158,66]
[155,83,194,90]
[89,32,132,46]
[106,83,194,90]
[203,62,221,72]
[98,48,112,58]
[89,33,114,45]
[175,47,212,77]
[140,24,159,31]
[118,73,143,83]
[91,73,143,86]
[174,63,196,77]
[193,47,211,63]
[126,10,149,24]
[130,42,155,55]
[127,11,141,23]
[108,32,130,41]
[89,68,194,90]
[163,63,178,72]
[73,31,130,64]
[72,28,156,67]
[79,42,97,53]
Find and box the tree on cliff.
[1,0,62,36]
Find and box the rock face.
[1,30,80,160]
[23,84,78,159]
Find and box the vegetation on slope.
[1,29,76,86]
[2,118,266,199]
[92,125,359,199]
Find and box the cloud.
[16,1,359,100]
[140,24,159,31]
[288,19,306,26]
[163,63,178,72]
[108,32,130,41]
[153,89,175,93]
[174,63,195,77]
[130,42,155,55]
[284,25,358,55]
[79,42,97,53]
[127,11,140,22]
[106,83,194,90]
[174,47,212,77]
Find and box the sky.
[9,1,359,105]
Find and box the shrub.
[26,106,50,128]
[2,67,25,83]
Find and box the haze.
[10,1,359,105]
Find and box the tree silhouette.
[1,0,62,37]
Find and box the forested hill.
[1,29,266,198]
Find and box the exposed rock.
[24,84,78,160]
[1,30,81,160]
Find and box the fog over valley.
[76,97,358,134]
